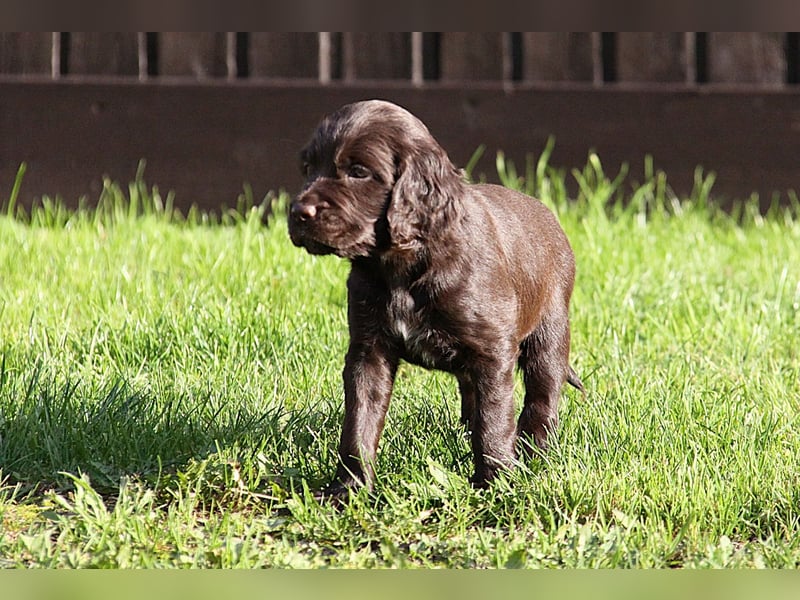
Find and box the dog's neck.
[356,227,465,290]
[350,246,428,287]
[354,188,469,285]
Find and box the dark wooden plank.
[342,33,411,80]
[0,32,53,75]
[708,32,786,84]
[67,32,139,76]
[159,32,228,78]
[788,32,799,84]
[2,81,799,212]
[249,33,319,79]
[522,33,593,82]
[440,32,505,80]
[616,33,690,82]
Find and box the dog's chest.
[385,287,457,368]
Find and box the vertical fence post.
[616,33,691,83]
[341,33,354,81]
[683,32,697,85]
[226,32,237,79]
[501,32,514,87]
[707,32,786,84]
[51,32,61,79]
[591,32,603,85]
[319,32,332,84]
[520,33,593,82]
[411,32,424,86]
[137,32,148,81]
[439,33,504,80]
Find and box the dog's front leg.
[326,341,398,497]
[468,358,518,487]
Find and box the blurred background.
[1,32,798,210]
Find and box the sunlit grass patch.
[1,150,799,567]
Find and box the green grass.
[1,151,799,568]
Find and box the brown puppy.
[288,99,583,497]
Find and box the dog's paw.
[313,480,360,506]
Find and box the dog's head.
[288,100,463,259]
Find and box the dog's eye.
[301,162,313,177]
[347,164,371,179]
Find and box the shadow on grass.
[0,362,340,498]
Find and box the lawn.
[0,152,799,568]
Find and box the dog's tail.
[567,366,585,397]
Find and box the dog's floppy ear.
[387,146,461,250]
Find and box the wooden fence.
[1,32,799,209]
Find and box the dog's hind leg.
[457,374,475,430]
[516,313,573,453]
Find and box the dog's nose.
[290,201,317,221]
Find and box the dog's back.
[463,183,576,339]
